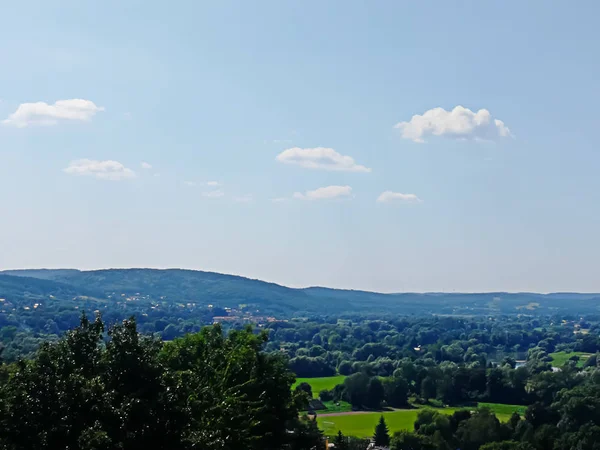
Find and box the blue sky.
[1,1,599,292]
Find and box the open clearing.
[549,351,592,368]
[292,375,346,397]
[317,403,524,438]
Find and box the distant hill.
[1,268,600,316]
[2,269,82,280]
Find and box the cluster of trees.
[0,314,324,450]
[318,373,409,409]
[315,350,600,412]
[337,385,600,450]
[3,310,600,449]
[269,315,600,385]
[389,384,600,450]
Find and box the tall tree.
[373,415,391,447]
[391,431,435,450]
[160,324,299,450]
[367,377,385,409]
[334,430,348,450]
[383,376,409,408]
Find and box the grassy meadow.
[549,351,592,367]
[317,403,525,438]
[292,375,346,397]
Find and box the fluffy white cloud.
[63,159,136,181]
[276,147,371,172]
[202,190,225,198]
[141,162,152,169]
[377,191,421,203]
[394,106,512,143]
[3,99,104,128]
[294,185,353,200]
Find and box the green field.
[549,351,592,367]
[317,403,523,438]
[320,400,353,413]
[292,375,346,397]
[318,409,458,438]
[478,402,527,416]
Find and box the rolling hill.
[2,268,600,316]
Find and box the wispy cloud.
[3,99,104,128]
[183,181,197,187]
[234,194,253,203]
[141,162,152,169]
[377,191,421,203]
[202,190,225,198]
[276,147,371,172]
[394,106,512,143]
[63,159,135,181]
[293,185,353,200]
[206,181,221,187]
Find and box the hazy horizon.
[3,266,600,296]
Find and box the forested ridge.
[2,268,600,362]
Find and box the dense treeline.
[2,269,600,363]
[277,316,600,415]
[383,371,600,450]
[3,313,600,448]
[0,315,323,450]
[331,365,600,450]
[268,315,600,378]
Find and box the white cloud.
[377,191,421,203]
[205,181,221,187]
[141,162,152,169]
[202,190,225,198]
[183,181,197,187]
[271,197,288,203]
[294,185,353,200]
[276,147,371,172]
[394,106,512,143]
[63,159,136,181]
[3,99,104,128]
[234,194,253,203]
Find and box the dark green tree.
[383,376,409,407]
[343,372,370,407]
[334,430,348,450]
[296,381,313,398]
[367,376,385,409]
[390,431,435,450]
[421,376,437,400]
[373,415,391,447]
[161,324,299,450]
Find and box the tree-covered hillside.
[1,268,600,361]
[3,268,600,317]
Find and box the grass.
[549,351,592,368]
[320,400,353,413]
[478,402,527,416]
[317,404,521,438]
[318,408,459,438]
[292,375,346,398]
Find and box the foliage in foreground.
[0,314,322,450]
